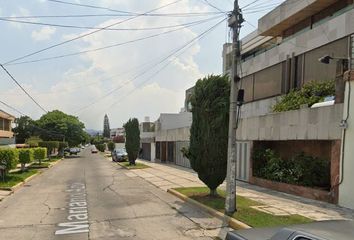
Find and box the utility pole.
[225,0,244,215]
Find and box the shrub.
[33,147,47,165]
[273,80,335,112]
[96,144,106,152]
[0,148,19,176]
[107,141,115,152]
[253,148,330,189]
[124,118,140,165]
[183,75,230,196]
[39,141,60,157]
[18,149,34,172]
[26,136,42,148]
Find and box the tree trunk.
[21,163,25,172]
[209,188,218,196]
[39,158,42,165]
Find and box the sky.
[0,0,284,130]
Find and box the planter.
[250,177,336,204]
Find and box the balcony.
[236,104,343,141]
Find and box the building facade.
[0,110,15,146]
[222,0,354,205]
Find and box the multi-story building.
[0,110,15,146]
[222,0,354,207]
[139,117,156,161]
[110,128,124,139]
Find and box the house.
[153,110,192,168]
[139,117,156,161]
[225,0,354,206]
[0,110,15,147]
[110,128,124,139]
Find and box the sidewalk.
[124,159,354,221]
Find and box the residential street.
[0,149,229,240]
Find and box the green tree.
[13,116,36,144]
[103,114,110,139]
[18,149,34,172]
[25,136,42,148]
[0,149,18,177]
[33,147,47,165]
[107,141,115,152]
[36,110,86,147]
[183,75,230,196]
[39,141,59,158]
[124,118,140,165]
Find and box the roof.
[0,109,16,121]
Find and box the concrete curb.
[0,158,63,192]
[167,188,251,230]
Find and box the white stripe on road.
[55,182,89,235]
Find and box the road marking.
[55,182,89,235]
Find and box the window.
[0,118,4,131]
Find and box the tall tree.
[183,75,230,196]
[103,114,110,139]
[12,116,36,144]
[124,118,140,165]
[36,110,86,147]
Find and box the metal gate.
[167,142,175,163]
[236,141,251,182]
[175,141,191,168]
[141,143,151,161]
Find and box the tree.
[36,110,86,147]
[124,118,140,165]
[13,116,36,144]
[103,114,110,139]
[33,147,47,165]
[183,75,230,196]
[107,141,115,152]
[18,149,34,172]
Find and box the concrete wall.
[240,96,279,119]
[236,104,343,141]
[339,77,354,209]
[155,127,190,142]
[241,7,354,77]
[156,112,192,131]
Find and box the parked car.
[69,148,80,155]
[112,148,128,162]
[225,220,354,240]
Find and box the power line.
[0,12,222,19]
[0,64,48,113]
[241,0,262,9]
[0,15,225,32]
[3,14,225,66]
[75,17,227,114]
[2,0,184,65]
[202,0,226,13]
[0,99,26,116]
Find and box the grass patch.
[44,156,62,162]
[28,162,51,169]
[174,187,313,228]
[119,162,150,169]
[0,169,39,188]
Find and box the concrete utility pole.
[225,0,244,215]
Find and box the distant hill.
[85,129,102,136]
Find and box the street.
[0,149,228,240]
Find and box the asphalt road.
[0,149,228,240]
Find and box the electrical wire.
[202,0,226,13]
[0,64,48,113]
[0,15,225,32]
[2,0,184,65]
[75,17,227,114]
[0,99,26,116]
[3,14,225,66]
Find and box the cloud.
[8,7,31,29]
[2,0,215,129]
[31,26,56,41]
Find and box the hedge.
[39,141,60,157]
[18,149,34,171]
[96,144,106,152]
[33,147,47,164]
[0,148,18,174]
